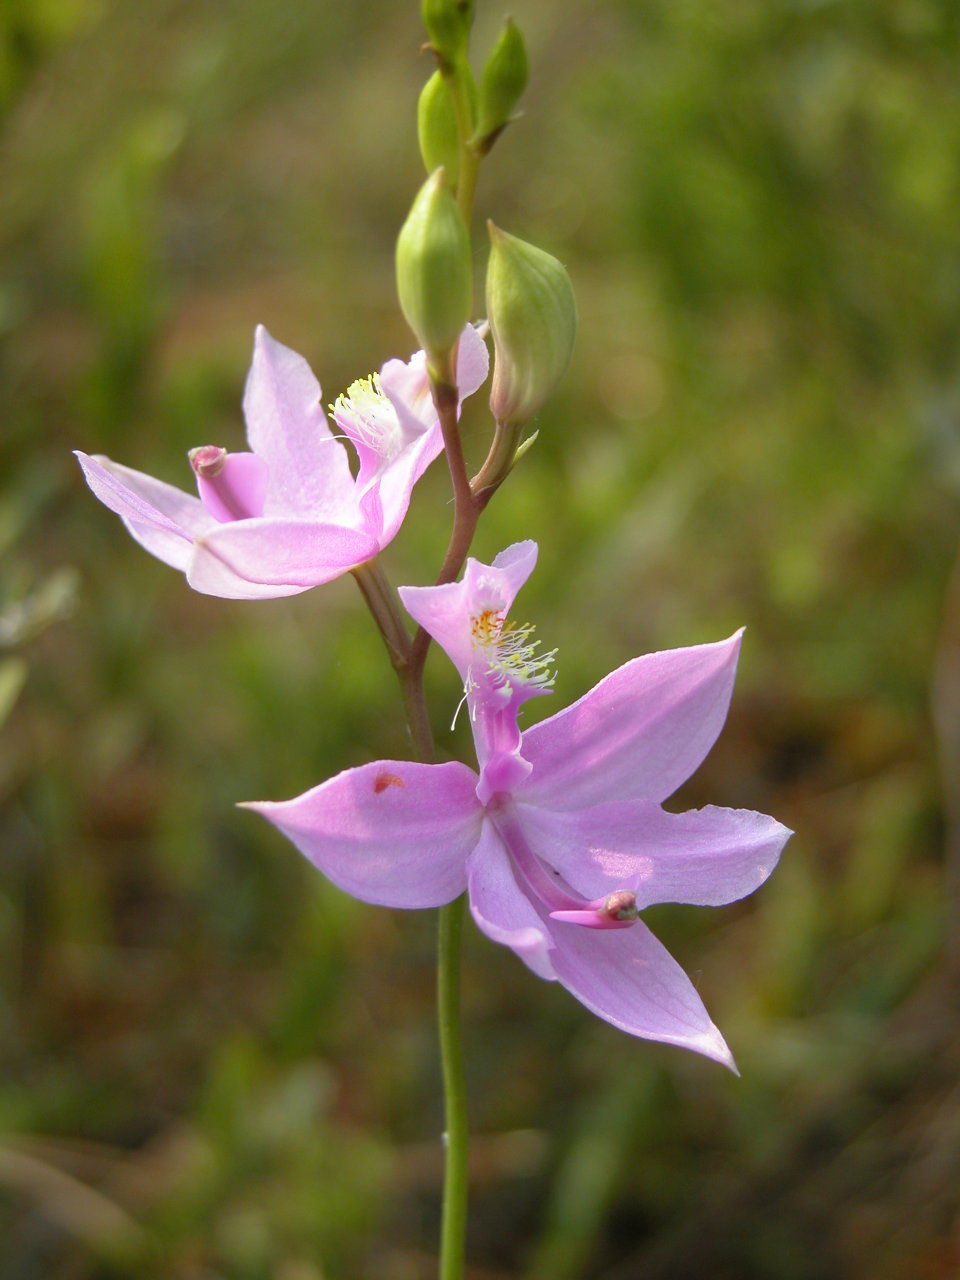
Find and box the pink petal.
[548,917,736,1068]
[519,632,744,810]
[243,760,482,908]
[454,321,491,399]
[378,322,489,424]
[516,800,791,909]
[242,327,358,522]
[370,323,489,544]
[75,451,212,571]
[195,451,269,521]
[466,821,557,980]
[186,518,381,598]
[399,541,539,681]
[370,422,445,548]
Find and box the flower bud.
[486,222,577,426]
[422,0,475,66]
[474,18,528,153]
[396,169,473,366]
[418,71,460,184]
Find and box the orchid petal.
[378,321,489,436]
[187,519,380,598]
[453,321,491,399]
[548,917,736,1068]
[244,760,481,908]
[195,451,269,522]
[370,422,444,547]
[466,821,557,980]
[519,632,744,810]
[371,324,489,545]
[399,540,539,682]
[516,800,791,909]
[75,452,213,571]
[242,326,357,521]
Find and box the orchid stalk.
[74,4,791,1276]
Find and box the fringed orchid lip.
[332,373,404,466]
[487,795,640,932]
[188,446,269,522]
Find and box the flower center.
[332,374,403,465]
[467,597,556,706]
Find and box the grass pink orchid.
[75,324,488,599]
[246,542,790,1067]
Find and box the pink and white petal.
[196,451,269,522]
[519,632,744,811]
[378,347,434,439]
[454,321,491,399]
[76,452,210,537]
[516,799,790,909]
[373,422,445,548]
[466,820,557,980]
[76,452,213,571]
[242,327,358,521]
[399,541,539,682]
[378,322,489,436]
[548,917,736,1069]
[187,518,380,598]
[244,760,481,908]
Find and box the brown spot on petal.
[374,772,405,794]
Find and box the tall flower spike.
[247,542,791,1068]
[76,323,488,599]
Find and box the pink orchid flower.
[246,542,790,1067]
[75,324,488,599]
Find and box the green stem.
[437,893,469,1280]
[351,560,432,763]
[351,516,471,1280]
[443,60,480,225]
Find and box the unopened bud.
[396,169,473,366]
[418,71,460,184]
[422,0,475,66]
[474,18,528,153]
[486,222,577,426]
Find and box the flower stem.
[352,558,470,1279]
[437,892,469,1280]
[441,59,480,227]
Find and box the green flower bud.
[474,18,528,153]
[396,169,473,365]
[418,71,460,185]
[486,222,577,427]
[422,0,475,66]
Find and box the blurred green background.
[2,0,959,1276]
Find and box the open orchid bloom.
[75,324,488,599]
[247,542,791,1068]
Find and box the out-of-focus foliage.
[1,0,958,1277]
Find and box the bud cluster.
[397,0,576,455]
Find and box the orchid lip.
[487,795,639,932]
